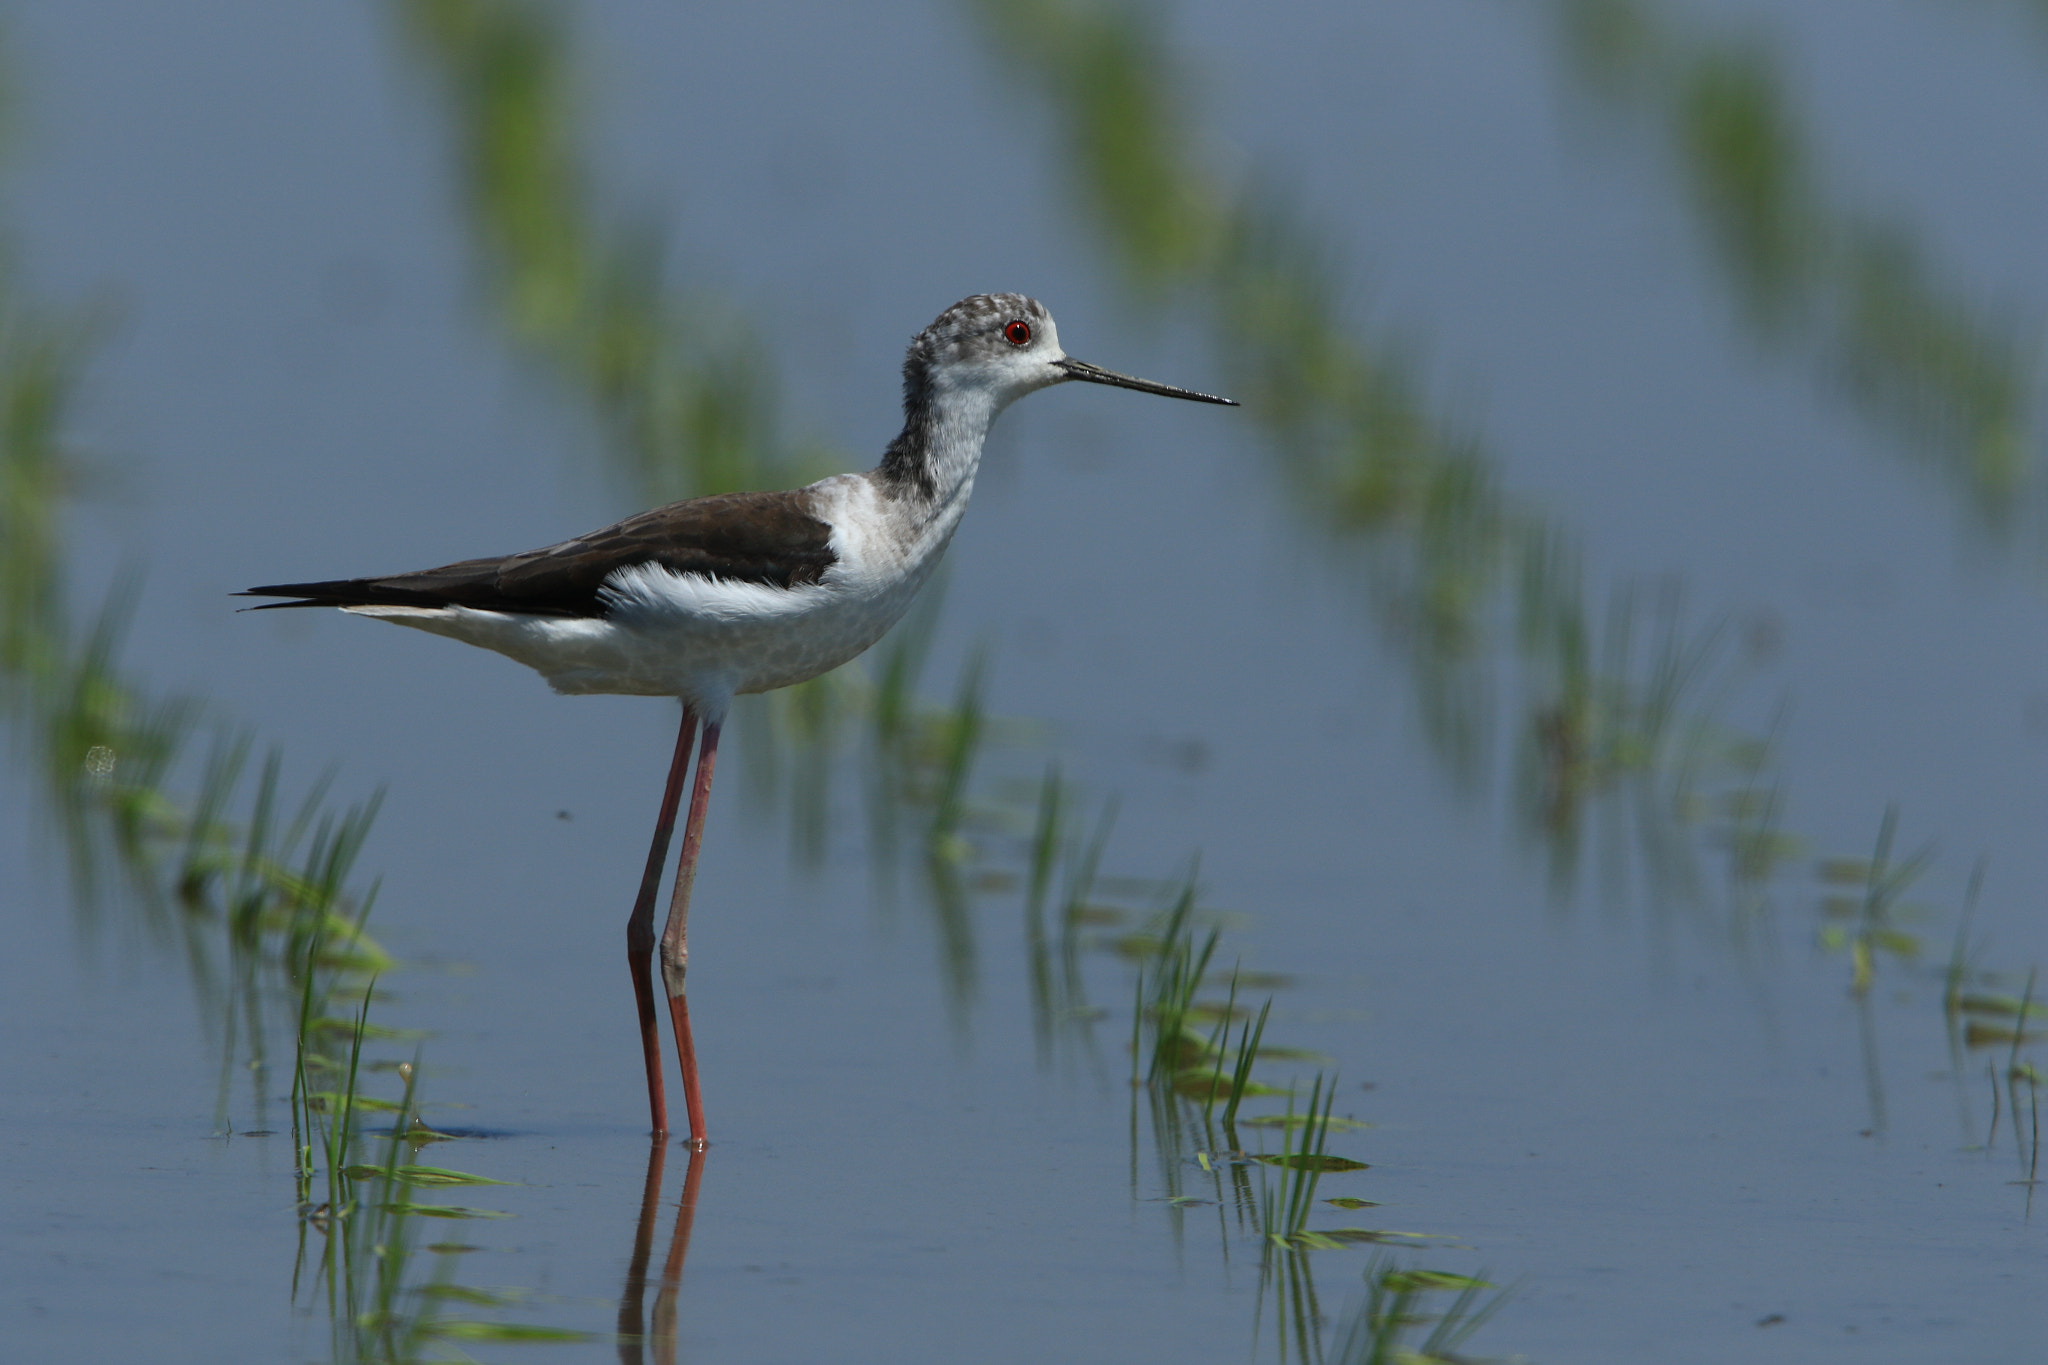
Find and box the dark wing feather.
[240,489,836,617]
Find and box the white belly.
[345,548,941,707]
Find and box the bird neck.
[874,369,1004,519]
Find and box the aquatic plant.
[1329,1257,1511,1365]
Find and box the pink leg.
[629,706,698,1137]
[660,714,721,1148]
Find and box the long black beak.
[1053,356,1239,406]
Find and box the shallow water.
[4,1,2046,1361]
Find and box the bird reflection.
[617,1141,704,1365]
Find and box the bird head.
[906,293,1238,413]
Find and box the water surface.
[4,1,2045,1361]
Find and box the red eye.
[1004,319,1032,346]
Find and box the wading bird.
[242,294,1236,1145]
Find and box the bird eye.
[1003,320,1032,346]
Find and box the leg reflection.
[617,1140,705,1365]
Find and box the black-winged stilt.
[241,294,1237,1145]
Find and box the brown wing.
[240,489,836,617]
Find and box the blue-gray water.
[4,1,2046,1361]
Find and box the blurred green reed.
[956,0,2037,1328]
[968,0,1799,910]
[978,12,2041,1151]
[0,289,554,1355]
[0,74,389,1098]
[0,451,541,1357]
[1514,559,1789,909]
[1556,0,2041,542]
[1040,783,1119,1063]
[0,211,394,1129]
[0,47,582,1355]
[1815,805,1932,998]
[0,273,90,687]
[1023,765,1066,1064]
[392,0,815,507]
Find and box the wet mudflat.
[3,2,2046,1361]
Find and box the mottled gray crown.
[903,293,1050,384]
